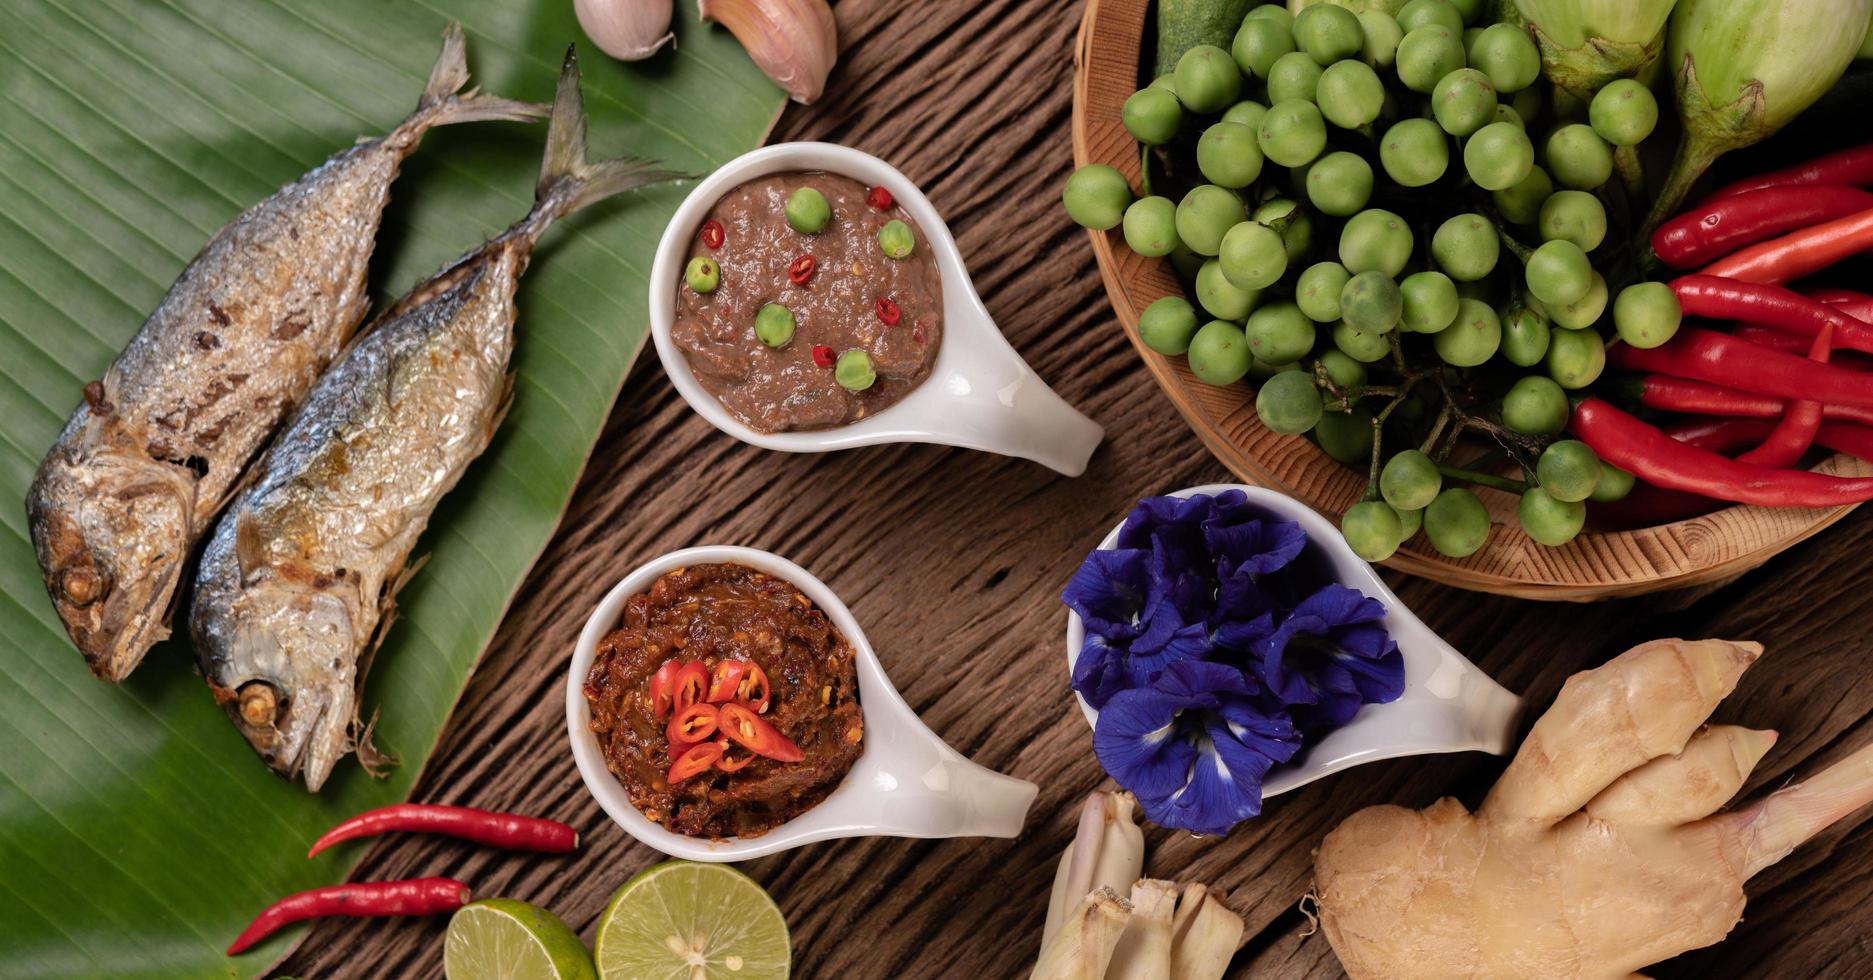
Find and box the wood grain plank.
[281,1,1873,977]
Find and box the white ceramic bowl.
[648,142,1105,476]
[1065,485,1523,799]
[568,545,1039,862]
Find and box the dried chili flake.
[700,219,726,250]
[874,297,901,326]
[811,345,836,367]
[788,254,817,285]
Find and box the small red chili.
[306,804,577,858]
[648,658,682,720]
[226,878,469,955]
[875,297,901,326]
[788,254,816,285]
[867,186,894,210]
[811,344,836,367]
[699,219,726,250]
[668,742,725,784]
[716,744,758,773]
[737,664,771,713]
[719,702,804,762]
[667,702,719,746]
[707,661,751,703]
[670,660,708,713]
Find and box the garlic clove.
[699,0,838,104]
[576,0,675,62]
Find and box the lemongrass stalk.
[1042,791,1146,951]
[1648,0,1873,229]
[1168,884,1246,980]
[1031,887,1133,980]
[1107,880,1178,980]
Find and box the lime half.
[444,897,597,980]
[594,862,791,980]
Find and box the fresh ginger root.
[1314,638,1873,979]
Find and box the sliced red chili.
[875,297,901,326]
[671,660,708,713]
[707,661,750,703]
[866,186,894,210]
[737,664,771,713]
[667,742,725,784]
[648,658,682,720]
[788,254,816,285]
[811,344,836,367]
[699,219,725,250]
[716,744,758,773]
[718,703,804,762]
[667,702,719,747]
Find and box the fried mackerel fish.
[191,50,674,791]
[26,24,544,682]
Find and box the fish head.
[199,576,360,792]
[28,445,195,680]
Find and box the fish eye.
[236,681,285,728]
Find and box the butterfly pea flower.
[1093,661,1302,837]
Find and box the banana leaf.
[0,1,782,975]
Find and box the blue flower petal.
[1093,688,1198,800]
[1212,610,1277,654]
[1291,664,1364,732]
[1124,619,1211,689]
[1072,632,1132,709]
[1062,548,1152,637]
[1141,728,1264,836]
[1215,697,1304,765]
[1155,659,1256,701]
[1118,494,1216,550]
[1206,518,1307,579]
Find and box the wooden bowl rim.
[1068,0,1866,600]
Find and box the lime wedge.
[594,862,791,980]
[444,897,597,980]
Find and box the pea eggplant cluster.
[1065,0,1712,560]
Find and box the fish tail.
[534,46,685,222]
[413,23,549,130]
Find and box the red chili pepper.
[737,664,770,713]
[1673,275,1873,355]
[874,297,901,326]
[227,877,469,955]
[788,254,816,285]
[670,660,708,712]
[1699,206,1873,284]
[699,219,725,250]
[1664,417,1772,454]
[1633,375,1873,427]
[1808,288,1873,326]
[1666,417,1873,464]
[648,658,682,720]
[1731,324,1812,353]
[667,702,719,746]
[1571,398,1873,507]
[1611,328,1873,409]
[668,741,725,784]
[866,186,894,210]
[1706,143,1873,201]
[306,805,577,858]
[716,744,757,773]
[717,702,804,762]
[1737,322,1834,468]
[707,660,750,702]
[811,344,835,367]
[1653,186,1873,269]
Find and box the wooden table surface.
[283,1,1873,976]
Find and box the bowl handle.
[874,746,1041,840]
[916,309,1105,476]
